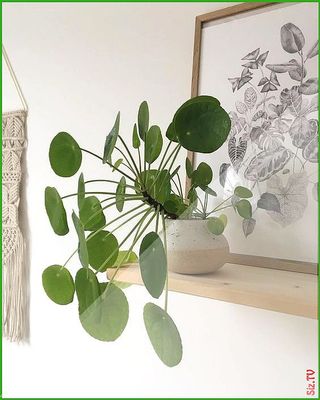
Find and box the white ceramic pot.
[163,219,229,275]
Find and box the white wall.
[2,3,317,398]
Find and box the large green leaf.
[132,123,141,149]
[236,199,252,219]
[79,196,106,231]
[42,265,75,305]
[174,97,231,153]
[207,217,225,236]
[80,282,129,342]
[138,101,149,140]
[103,112,120,164]
[143,303,182,367]
[137,170,171,205]
[49,132,82,177]
[139,232,167,298]
[145,125,163,164]
[191,162,213,187]
[116,177,126,212]
[72,211,89,268]
[45,186,69,236]
[166,122,179,143]
[87,230,119,272]
[77,173,85,209]
[75,268,100,314]
[163,194,187,217]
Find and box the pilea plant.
[42,95,254,367]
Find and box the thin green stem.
[155,206,161,233]
[161,210,169,312]
[106,208,157,290]
[206,195,233,217]
[80,148,103,161]
[118,136,141,178]
[100,195,143,204]
[213,204,233,213]
[115,146,138,178]
[62,191,118,200]
[85,179,136,190]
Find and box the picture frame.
[187,2,318,275]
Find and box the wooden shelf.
[107,263,317,319]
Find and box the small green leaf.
[170,165,180,178]
[199,186,217,197]
[192,162,213,187]
[132,123,141,149]
[77,173,85,209]
[144,303,182,367]
[234,186,253,198]
[174,96,231,153]
[112,158,123,172]
[138,101,149,140]
[207,217,225,235]
[145,125,163,164]
[75,268,100,314]
[49,132,82,177]
[103,112,120,164]
[185,157,193,179]
[72,211,89,268]
[166,122,179,143]
[219,214,228,227]
[235,199,252,219]
[139,232,167,298]
[42,265,75,305]
[79,196,106,231]
[80,282,129,342]
[45,187,69,236]
[87,230,119,272]
[116,176,126,212]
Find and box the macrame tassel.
[2,230,27,342]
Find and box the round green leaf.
[174,98,231,153]
[113,250,138,267]
[144,303,182,367]
[42,265,75,305]
[219,214,228,228]
[116,177,126,212]
[176,95,220,111]
[45,186,69,236]
[234,186,253,199]
[112,158,123,172]
[49,132,82,177]
[236,199,252,219]
[75,268,100,314]
[80,282,129,342]
[185,157,193,179]
[77,173,85,209]
[72,211,89,268]
[138,101,149,140]
[145,125,163,164]
[137,170,171,205]
[207,217,225,235]
[79,196,106,231]
[132,123,141,149]
[192,162,213,186]
[87,230,119,272]
[163,194,187,216]
[103,112,120,164]
[139,232,167,298]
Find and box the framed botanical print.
[189,2,318,274]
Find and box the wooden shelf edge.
[107,263,317,320]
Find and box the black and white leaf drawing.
[288,59,307,82]
[289,116,316,148]
[242,218,256,237]
[228,136,247,172]
[244,147,291,182]
[266,172,308,227]
[242,48,260,60]
[261,82,277,93]
[306,40,318,59]
[219,163,230,188]
[299,78,318,95]
[235,101,248,114]
[266,63,297,73]
[280,86,302,115]
[281,23,305,54]
[244,87,257,109]
[257,192,281,213]
[257,51,269,66]
[252,110,268,121]
[302,137,318,163]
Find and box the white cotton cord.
[2,44,28,113]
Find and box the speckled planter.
[164,219,229,275]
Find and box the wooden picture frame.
[187,2,318,275]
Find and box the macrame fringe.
[2,230,27,342]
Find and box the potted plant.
[42,95,256,367]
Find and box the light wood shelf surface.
[107,263,317,319]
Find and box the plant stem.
[161,210,169,312]
[118,136,141,178]
[62,191,119,200]
[213,204,233,213]
[155,206,160,233]
[100,195,143,204]
[85,179,135,189]
[115,146,138,178]
[100,208,155,277]
[177,174,184,199]
[62,203,147,267]
[80,148,103,161]
[206,195,233,217]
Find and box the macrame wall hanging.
[2,45,29,342]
